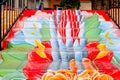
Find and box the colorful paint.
[0,10,120,80]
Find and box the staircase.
[0,0,120,80]
[0,9,120,80]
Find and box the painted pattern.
[0,10,120,80]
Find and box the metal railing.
[0,0,28,50]
[92,0,120,28]
[105,0,120,28]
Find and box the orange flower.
[42,58,113,80]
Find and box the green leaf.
[1,43,34,62]
[40,22,51,41]
[85,13,101,42]
[8,42,13,48]
[1,51,18,61]
[0,60,22,76]
[0,77,2,80]
[85,13,98,24]
[0,60,21,70]
[0,43,34,76]
[85,21,100,32]
[85,28,101,42]
[0,49,25,73]
[8,42,34,49]
[112,56,120,69]
[11,43,34,48]
[114,55,120,64]
[1,71,26,79]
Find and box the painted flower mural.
[0,10,120,80]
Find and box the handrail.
[91,0,120,28]
[0,0,28,50]
[105,0,120,28]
